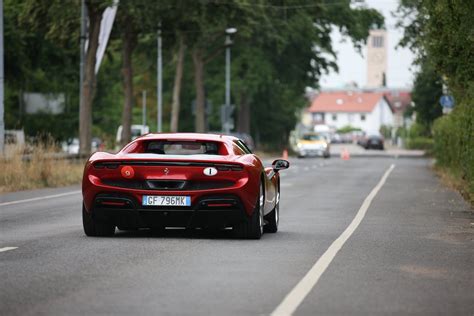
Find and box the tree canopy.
[4,0,383,148]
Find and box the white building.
[304,91,394,134]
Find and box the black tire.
[82,204,115,237]
[323,152,330,159]
[233,181,264,239]
[265,183,279,233]
[264,202,279,233]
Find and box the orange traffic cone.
[341,148,350,160]
[282,149,289,160]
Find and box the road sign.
[439,95,455,108]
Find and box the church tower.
[366,28,387,88]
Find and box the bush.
[379,124,392,139]
[337,125,361,133]
[433,95,474,203]
[405,137,434,151]
[0,142,84,192]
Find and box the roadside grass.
[0,144,84,193]
[433,165,473,207]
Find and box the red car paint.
[82,133,286,226]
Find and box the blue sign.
[439,95,455,108]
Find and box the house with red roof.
[305,91,394,134]
[383,90,412,128]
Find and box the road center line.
[271,164,395,316]
[0,247,18,253]
[0,190,81,207]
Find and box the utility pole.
[157,24,162,133]
[0,0,4,155]
[142,90,146,127]
[79,0,86,147]
[225,34,231,120]
[223,28,237,134]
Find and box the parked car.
[226,132,255,151]
[116,125,150,145]
[296,133,330,158]
[82,133,289,239]
[61,137,102,154]
[330,133,342,144]
[359,134,385,150]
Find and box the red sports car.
[82,133,289,239]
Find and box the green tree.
[397,0,474,200]
[411,59,443,133]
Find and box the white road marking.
[271,164,395,316]
[0,247,18,253]
[0,190,81,207]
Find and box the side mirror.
[272,159,290,171]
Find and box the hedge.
[433,95,474,201]
[405,137,434,151]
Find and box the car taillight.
[94,162,119,169]
[216,164,243,171]
[121,166,135,178]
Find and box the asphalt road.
[1,157,473,315]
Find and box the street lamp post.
[0,0,4,155]
[223,27,237,134]
[157,24,162,133]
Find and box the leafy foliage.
[4,0,383,148]
[397,0,474,200]
[411,60,443,133]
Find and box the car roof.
[138,133,239,143]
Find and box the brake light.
[94,162,119,169]
[121,166,135,178]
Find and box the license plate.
[142,195,191,207]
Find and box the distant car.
[360,135,384,150]
[62,137,102,154]
[116,125,150,145]
[226,132,255,151]
[82,133,289,239]
[296,133,330,158]
[330,133,342,144]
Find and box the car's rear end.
[365,135,384,150]
[82,136,261,232]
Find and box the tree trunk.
[237,90,250,134]
[170,35,185,133]
[192,49,206,133]
[120,17,136,146]
[79,2,104,155]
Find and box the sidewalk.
[330,143,425,158]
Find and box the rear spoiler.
[93,160,244,171]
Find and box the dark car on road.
[359,134,384,150]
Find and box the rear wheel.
[82,204,115,237]
[233,181,264,239]
[264,201,279,233]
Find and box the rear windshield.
[302,134,323,141]
[143,141,220,155]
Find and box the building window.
[332,114,337,121]
[372,36,383,48]
[313,113,323,122]
[360,114,366,121]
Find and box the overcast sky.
[319,0,415,89]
